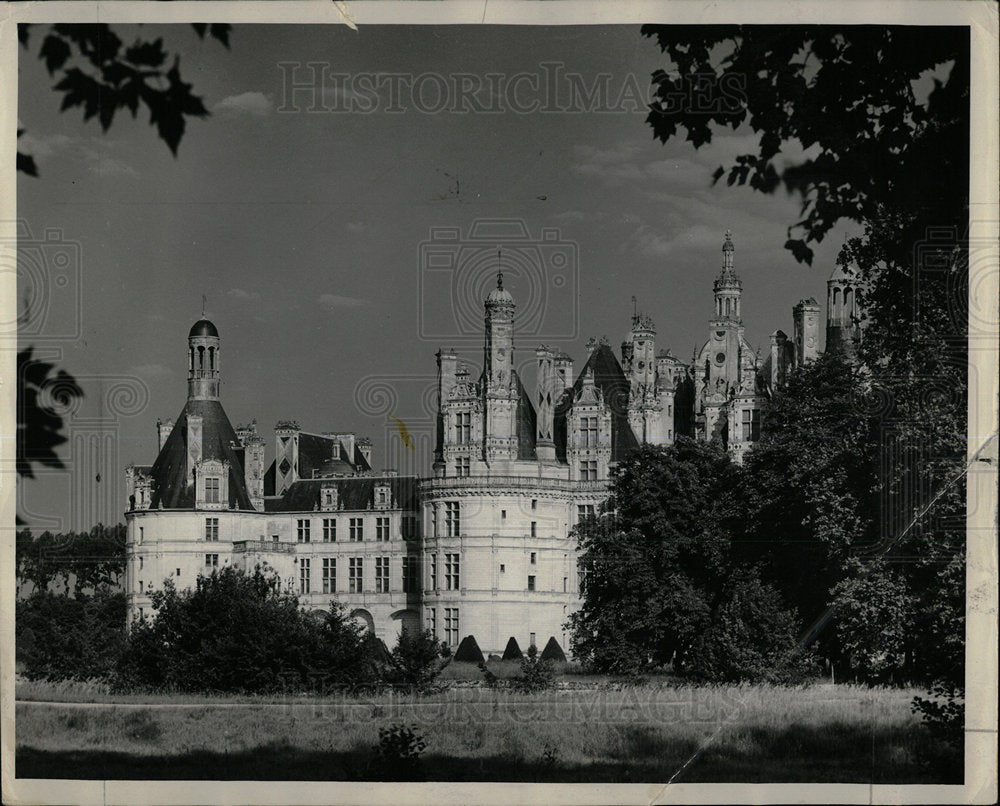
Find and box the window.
[529,632,536,648]
[139,556,143,570]
[445,502,460,537]
[499,563,505,573]
[323,518,336,542]
[444,608,459,646]
[445,553,460,590]
[427,607,437,637]
[530,522,537,538]
[350,517,364,542]
[527,575,536,591]
[501,509,506,521]
[456,411,471,443]
[205,477,220,503]
[455,457,470,477]
[375,556,389,592]
[299,558,311,594]
[138,526,144,544]
[139,607,143,619]
[205,517,219,541]
[322,558,336,593]
[349,557,363,593]
[402,556,419,593]
[376,517,390,541]
[742,408,761,441]
[577,504,595,523]
[582,416,598,447]
[430,553,438,590]
[580,460,598,481]
[530,552,536,564]
[205,553,218,570]
[378,489,387,505]
[322,487,336,508]
[531,499,537,510]
[297,519,311,543]
[138,579,143,592]
[175,568,180,577]
[563,576,568,593]
[271,534,279,543]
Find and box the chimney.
[770,330,789,390]
[186,414,203,483]
[274,420,300,496]
[535,345,557,461]
[157,418,174,452]
[435,348,458,466]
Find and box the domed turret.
[486,269,515,308]
[188,318,221,400]
[713,230,743,320]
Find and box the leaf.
[17,151,39,177]
[783,238,814,265]
[39,34,72,75]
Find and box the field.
[15,669,962,783]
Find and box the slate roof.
[264,476,419,513]
[147,399,254,510]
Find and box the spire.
[722,229,735,271]
[497,249,503,291]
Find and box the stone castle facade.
[124,233,860,654]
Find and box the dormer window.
[195,459,229,510]
[374,483,391,510]
[205,477,221,504]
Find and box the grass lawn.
[14,675,962,783]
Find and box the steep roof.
[147,398,253,510]
[264,476,419,513]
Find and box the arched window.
[844,287,853,316]
[833,286,841,310]
[209,346,215,372]
[197,345,205,372]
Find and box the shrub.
[385,629,443,692]
[512,644,555,693]
[375,723,426,780]
[501,636,523,661]
[16,591,126,681]
[116,565,376,693]
[453,635,485,664]
[539,636,567,663]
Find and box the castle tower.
[707,231,744,392]
[826,262,859,353]
[236,420,266,511]
[792,298,822,366]
[625,311,663,444]
[483,267,518,464]
[187,319,221,400]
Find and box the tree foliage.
[17,22,231,173]
[116,565,375,694]
[16,590,126,681]
[385,629,445,692]
[16,524,125,597]
[642,25,968,265]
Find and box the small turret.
[187,319,220,400]
[792,298,821,366]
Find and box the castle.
[124,233,860,653]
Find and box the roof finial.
[497,249,503,290]
[722,229,735,270]
[201,294,207,318]
[631,295,637,319]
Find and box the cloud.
[318,293,368,310]
[130,363,173,380]
[215,91,272,116]
[227,287,260,301]
[16,132,74,158]
[85,151,137,177]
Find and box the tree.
[15,523,125,597]
[570,440,750,674]
[642,25,968,266]
[16,590,126,680]
[385,629,444,692]
[17,22,231,173]
[116,565,374,693]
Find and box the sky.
[16,24,858,531]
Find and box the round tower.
[826,262,858,352]
[187,318,220,400]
